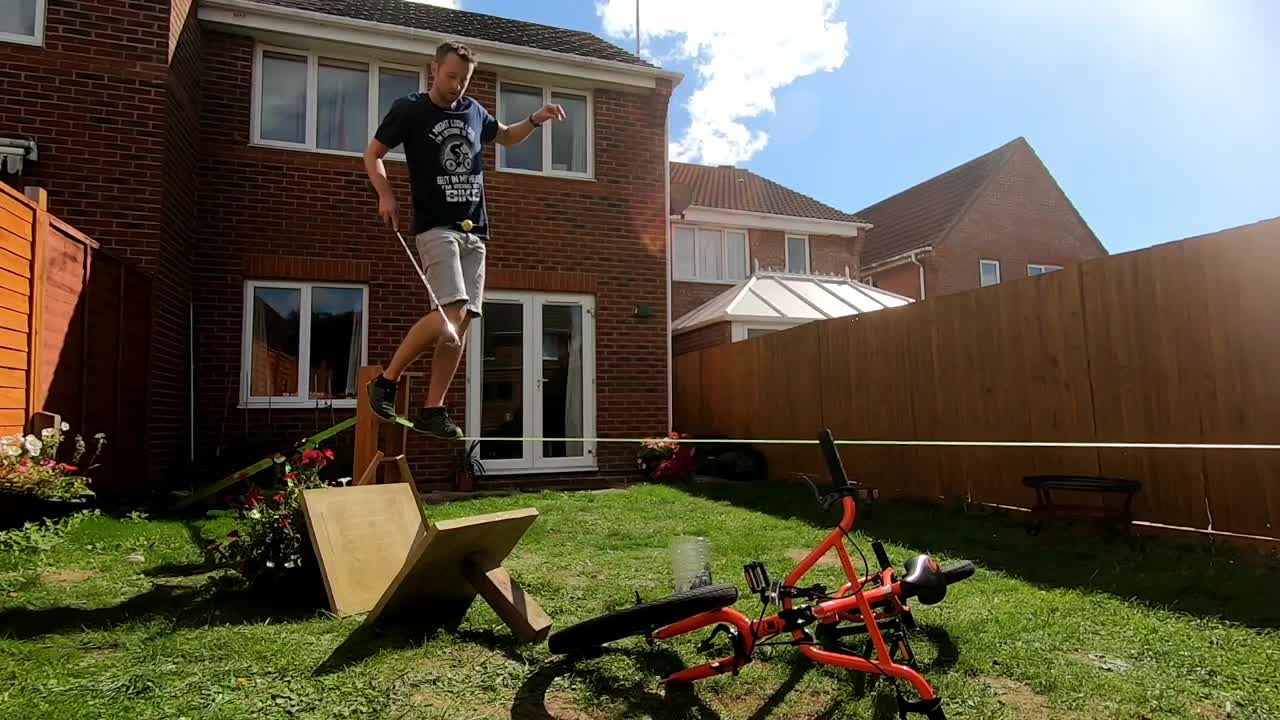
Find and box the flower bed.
[0,423,104,530]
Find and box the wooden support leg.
[356,451,384,487]
[463,553,553,644]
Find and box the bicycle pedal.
[743,561,770,594]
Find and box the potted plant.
[0,423,104,530]
[637,432,696,483]
[451,440,485,492]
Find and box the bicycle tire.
[547,584,739,655]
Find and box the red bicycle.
[547,429,975,719]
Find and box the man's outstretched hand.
[533,103,567,124]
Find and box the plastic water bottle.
[671,536,713,593]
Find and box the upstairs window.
[785,234,810,274]
[253,44,423,157]
[0,0,45,45]
[980,259,1001,286]
[1027,263,1063,276]
[673,225,749,283]
[497,81,592,178]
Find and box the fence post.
[23,187,47,424]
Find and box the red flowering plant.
[637,432,697,483]
[207,445,349,584]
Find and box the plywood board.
[301,483,430,617]
[363,508,541,632]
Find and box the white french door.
[465,291,596,474]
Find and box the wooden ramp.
[301,484,551,643]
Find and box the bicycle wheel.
[547,584,739,655]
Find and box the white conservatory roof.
[672,272,914,334]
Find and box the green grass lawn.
[1,481,1278,720]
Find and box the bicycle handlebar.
[818,429,849,489]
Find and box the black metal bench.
[1022,474,1142,535]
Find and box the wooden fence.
[674,218,1280,541]
[0,182,152,496]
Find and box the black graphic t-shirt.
[374,93,500,237]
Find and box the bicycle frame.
[649,493,940,704]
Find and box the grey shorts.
[415,227,486,317]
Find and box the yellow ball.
[461,219,474,232]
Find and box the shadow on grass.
[513,646,724,720]
[677,481,1280,630]
[0,573,327,639]
[310,604,531,676]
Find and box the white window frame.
[980,259,1001,286]
[1027,263,1063,276]
[495,80,594,180]
[465,290,597,475]
[0,0,44,46]
[785,234,811,274]
[239,280,370,409]
[732,322,794,342]
[672,223,751,284]
[250,42,425,160]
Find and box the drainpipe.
[910,251,925,299]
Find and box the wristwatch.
[528,113,543,127]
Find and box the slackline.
[172,415,358,510]
[460,437,1280,451]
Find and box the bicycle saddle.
[899,554,946,605]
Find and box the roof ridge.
[928,138,1024,252]
[854,136,1024,217]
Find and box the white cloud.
[597,0,848,165]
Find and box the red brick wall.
[192,32,671,489]
[673,281,731,320]
[928,144,1106,296]
[866,261,923,300]
[749,230,858,275]
[673,322,731,356]
[0,0,192,487]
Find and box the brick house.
[668,160,873,320]
[855,137,1108,299]
[1,0,681,493]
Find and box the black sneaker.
[413,406,463,439]
[365,375,399,422]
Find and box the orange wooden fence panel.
[0,184,33,437]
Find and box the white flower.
[265,560,275,568]
[1,434,19,447]
[24,435,42,456]
[284,561,296,569]
[248,508,261,520]
[61,422,69,431]
[41,427,56,439]
[5,445,21,457]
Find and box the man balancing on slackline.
[362,40,565,438]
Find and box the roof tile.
[245,0,654,67]
[855,138,1024,265]
[671,162,865,224]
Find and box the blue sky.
[430,1,1278,254]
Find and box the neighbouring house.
[671,271,913,355]
[854,137,1108,299]
[1,0,681,494]
[668,162,873,321]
